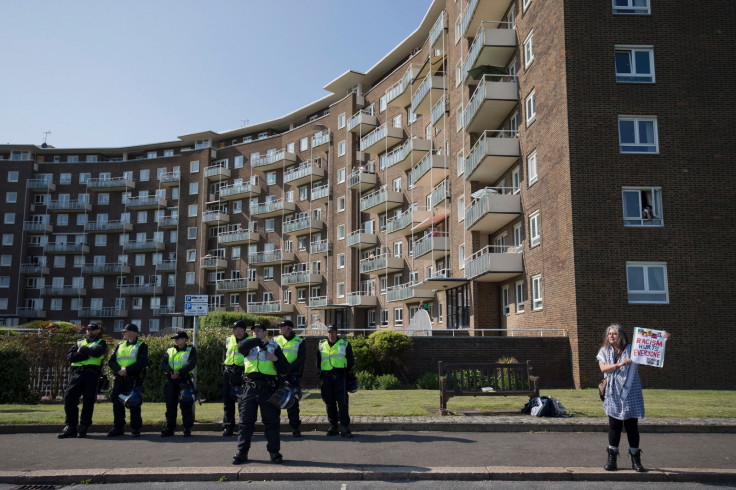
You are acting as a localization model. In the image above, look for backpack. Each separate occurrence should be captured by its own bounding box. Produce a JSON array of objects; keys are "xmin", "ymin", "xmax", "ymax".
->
[{"xmin": 521, "ymin": 396, "xmax": 568, "ymax": 417}]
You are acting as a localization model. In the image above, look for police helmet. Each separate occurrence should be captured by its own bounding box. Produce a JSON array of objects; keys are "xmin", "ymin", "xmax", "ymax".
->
[
  {"xmin": 179, "ymin": 387, "xmax": 196, "ymax": 405},
  {"xmin": 118, "ymin": 390, "xmax": 143, "ymax": 409},
  {"xmin": 347, "ymin": 372, "xmax": 360, "ymax": 393},
  {"xmin": 268, "ymin": 385, "xmax": 295, "ymax": 410}
]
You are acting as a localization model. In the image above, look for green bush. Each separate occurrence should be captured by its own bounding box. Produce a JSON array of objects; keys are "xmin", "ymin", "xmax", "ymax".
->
[
  {"xmin": 415, "ymin": 371, "xmax": 439, "ymax": 390},
  {"xmin": 347, "ymin": 336, "xmax": 376, "ymax": 374},
  {"xmin": 355, "ymin": 371, "xmax": 377, "ymax": 390},
  {"xmin": 0, "ymin": 344, "xmax": 37, "ymax": 403},
  {"xmin": 374, "ymin": 374, "xmax": 402, "ymax": 390},
  {"xmin": 367, "ymin": 330, "xmax": 413, "ymax": 380}
]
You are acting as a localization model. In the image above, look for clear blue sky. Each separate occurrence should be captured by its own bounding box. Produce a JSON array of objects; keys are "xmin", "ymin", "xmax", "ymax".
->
[{"xmin": 0, "ymin": 1, "xmax": 432, "ymax": 148}]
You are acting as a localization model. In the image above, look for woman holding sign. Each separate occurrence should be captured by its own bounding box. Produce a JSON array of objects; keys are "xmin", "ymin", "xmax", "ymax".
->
[{"xmin": 597, "ymin": 323, "xmax": 670, "ymax": 473}]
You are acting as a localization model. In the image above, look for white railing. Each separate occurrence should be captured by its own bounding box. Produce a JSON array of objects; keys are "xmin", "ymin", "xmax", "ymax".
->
[
  {"xmin": 360, "ymin": 124, "xmax": 388, "ymax": 151},
  {"xmin": 464, "ymin": 244, "xmax": 522, "ymax": 279},
  {"xmin": 347, "ymin": 108, "xmax": 375, "ymax": 132},
  {"xmin": 284, "ymin": 158, "xmax": 322, "ymax": 184},
  {"xmin": 311, "ymin": 184, "xmax": 329, "ymax": 201},
  {"xmin": 430, "ymin": 95, "xmax": 448, "ymax": 126},
  {"xmin": 251, "ymin": 199, "xmax": 286, "ymax": 215},
  {"xmin": 359, "ymin": 185, "xmax": 388, "ymax": 212},
  {"xmin": 464, "ymin": 130, "xmax": 518, "ymax": 176},
  {"xmin": 311, "ymin": 131, "xmax": 331, "ymax": 147},
  {"xmin": 412, "ymin": 232, "xmax": 449, "ymax": 258},
  {"xmin": 385, "ymin": 67, "xmax": 415, "ymax": 104},
  {"xmin": 464, "ymin": 21, "xmax": 516, "ymax": 79},
  {"xmin": 429, "ymin": 10, "xmax": 445, "ymax": 47},
  {"xmin": 310, "ymin": 239, "xmax": 328, "ymax": 254},
  {"xmin": 219, "ymin": 182, "xmax": 257, "ymax": 198},
  {"xmin": 464, "ymin": 74, "xmax": 518, "ymax": 129},
  {"xmin": 251, "ymin": 149, "xmax": 290, "ymax": 168}
]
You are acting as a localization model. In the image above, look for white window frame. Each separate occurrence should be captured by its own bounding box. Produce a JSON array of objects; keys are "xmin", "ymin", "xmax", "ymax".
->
[
  {"xmin": 337, "ymin": 196, "xmax": 345, "ymax": 212},
  {"xmin": 523, "ymin": 31, "xmax": 534, "ymax": 69},
  {"xmin": 531, "ymin": 274, "xmax": 543, "ymax": 310},
  {"xmin": 622, "ymin": 186, "xmax": 663, "ymax": 227},
  {"xmin": 527, "ymin": 150, "xmax": 538, "ymax": 186},
  {"xmin": 626, "ymin": 262, "xmax": 669, "ymax": 304},
  {"xmin": 525, "ymin": 90, "xmax": 536, "ymax": 126},
  {"xmin": 515, "ymin": 280, "xmax": 525, "ymax": 313},
  {"xmin": 529, "ymin": 211, "xmax": 540, "ymax": 247},
  {"xmin": 615, "ymin": 46, "xmax": 655, "ymax": 83},
  {"xmin": 338, "ymin": 140, "xmax": 346, "ymax": 157},
  {"xmin": 394, "ymin": 307, "xmax": 403, "ymax": 326},
  {"xmin": 502, "ymin": 285, "xmax": 510, "ymax": 315},
  {"xmin": 618, "ymin": 116, "xmax": 659, "ymax": 154},
  {"xmin": 612, "ymin": 0, "xmax": 650, "ymax": 15}
]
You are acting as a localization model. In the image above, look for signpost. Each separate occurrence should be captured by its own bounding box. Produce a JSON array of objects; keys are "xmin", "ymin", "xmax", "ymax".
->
[{"xmin": 183, "ymin": 295, "xmax": 207, "ymax": 416}]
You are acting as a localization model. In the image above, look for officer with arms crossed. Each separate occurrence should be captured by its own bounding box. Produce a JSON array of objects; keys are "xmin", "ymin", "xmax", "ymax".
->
[
  {"xmin": 275, "ymin": 319, "xmax": 306, "ymax": 437},
  {"xmin": 161, "ymin": 331, "xmax": 197, "ymax": 437},
  {"xmin": 317, "ymin": 324, "xmax": 355, "ymax": 438},
  {"xmin": 232, "ymin": 323, "xmax": 289, "ymax": 465},
  {"xmin": 58, "ymin": 322, "xmax": 108, "ymax": 439},
  {"xmin": 107, "ymin": 323, "xmax": 148, "ymax": 437},
  {"xmin": 222, "ymin": 320, "xmax": 248, "ymax": 437}
]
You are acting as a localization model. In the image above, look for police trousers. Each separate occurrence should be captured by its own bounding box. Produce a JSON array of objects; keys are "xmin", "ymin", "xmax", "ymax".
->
[
  {"xmin": 63, "ymin": 367, "xmax": 100, "ymax": 428},
  {"xmin": 320, "ymin": 372, "xmax": 350, "ymax": 427},
  {"xmin": 111, "ymin": 376, "xmax": 143, "ymax": 431},
  {"xmin": 237, "ymin": 381, "xmax": 280, "ymax": 455},
  {"xmin": 163, "ymin": 377, "xmax": 193, "ymax": 430},
  {"xmin": 222, "ymin": 367, "xmax": 244, "ymax": 430}
]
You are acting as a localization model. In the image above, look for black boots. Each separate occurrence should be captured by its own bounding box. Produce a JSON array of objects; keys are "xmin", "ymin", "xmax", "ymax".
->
[
  {"xmin": 57, "ymin": 425, "xmax": 77, "ymax": 439},
  {"xmin": 630, "ymin": 449, "xmax": 646, "ymax": 472},
  {"xmin": 604, "ymin": 447, "xmax": 618, "ymax": 471}
]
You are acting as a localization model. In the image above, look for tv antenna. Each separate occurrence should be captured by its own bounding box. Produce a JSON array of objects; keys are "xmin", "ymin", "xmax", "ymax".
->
[
  {"xmin": 42, "ymin": 130, "xmax": 52, "ymax": 145},
  {"xmin": 239, "ymin": 119, "xmax": 249, "ymax": 128}
]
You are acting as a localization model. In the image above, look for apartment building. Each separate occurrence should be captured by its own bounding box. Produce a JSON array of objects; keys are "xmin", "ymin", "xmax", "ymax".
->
[{"xmin": 1, "ymin": 0, "xmax": 733, "ymax": 388}]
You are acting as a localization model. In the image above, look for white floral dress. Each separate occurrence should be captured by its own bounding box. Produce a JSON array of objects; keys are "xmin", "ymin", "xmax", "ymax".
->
[{"xmin": 596, "ymin": 344, "xmax": 645, "ymax": 420}]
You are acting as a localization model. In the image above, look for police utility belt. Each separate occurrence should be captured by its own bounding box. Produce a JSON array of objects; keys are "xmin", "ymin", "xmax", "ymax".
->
[
  {"xmin": 243, "ymin": 373, "xmax": 277, "ymax": 390},
  {"xmin": 72, "ymin": 365, "xmax": 101, "ymax": 374}
]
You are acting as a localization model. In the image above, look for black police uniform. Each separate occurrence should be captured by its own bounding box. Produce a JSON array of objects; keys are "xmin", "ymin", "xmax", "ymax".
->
[
  {"xmin": 108, "ymin": 337, "xmax": 148, "ymax": 436},
  {"xmin": 222, "ymin": 332, "xmax": 246, "ymax": 435},
  {"xmin": 59, "ymin": 329, "xmax": 107, "ymax": 438},
  {"xmin": 278, "ymin": 330, "xmax": 306, "ymax": 435},
  {"xmin": 317, "ymin": 335, "xmax": 355, "ymax": 436},
  {"xmin": 161, "ymin": 342, "xmax": 197, "ymax": 436}
]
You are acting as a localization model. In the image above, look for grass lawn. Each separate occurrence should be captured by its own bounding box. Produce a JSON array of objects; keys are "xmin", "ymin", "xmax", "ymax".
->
[{"xmin": 1, "ymin": 389, "xmax": 735, "ymax": 425}]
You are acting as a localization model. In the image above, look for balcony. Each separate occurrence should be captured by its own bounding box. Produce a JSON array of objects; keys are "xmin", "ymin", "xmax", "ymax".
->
[
  {"xmin": 412, "ymin": 211, "xmax": 448, "ymax": 236},
  {"xmin": 387, "ymin": 282, "xmax": 435, "ymax": 303},
  {"xmin": 283, "ymin": 160, "xmax": 325, "ymax": 187},
  {"xmin": 463, "ymin": 22, "xmax": 517, "ymax": 85},
  {"xmin": 461, "ymin": 0, "xmax": 514, "ymax": 38},
  {"xmin": 81, "ymin": 263, "xmax": 130, "ymax": 275},
  {"xmin": 359, "ymin": 254, "xmax": 404, "ymax": 275},
  {"xmin": 23, "ymin": 221, "xmax": 53, "ymax": 234},
  {"xmin": 125, "ymin": 196, "xmax": 167, "ymax": 210},
  {"xmin": 386, "ymin": 65, "xmax": 420, "ymax": 107},
  {"xmin": 311, "ymin": 131, "xmax": 331, "ymax": 148},
  {"xmin": 251, "ymin": 149, "xmax": 297, "ymax": 171},
  {"xmin": 218, "ymin": 229, "xmax": 258, "ymax": 245},
  {"xmin": 430, "ymin": 95, "xmax": 449, "ymax": 127},
  {"xmin": 387, "ymin": 208, "xmax": 431, "ymax": 235},
  {"xmin": 154, "ymin": 216, "xmax": 177, "ymax": 229},
  {"xmin": 152, "ymin": 307, "xmax": 178, "ymax": 316},
  {"xmin": 347, "ymin": 169, "xmax": 377, "ymax": 192},
  {"xmin": 311, "ymin": 184, "xmax": 330, "ymax": 202},
  {"xmin": 283, "ymin": 215, "xmax": 323, "ymax": 236},
  {"xmin": 47, "ymin": 200, "xmax": 92, "ymax": 213},
  {"xmin": 465, "ymin": 188, "xmax": 521, "ymax": 233},
  {"xmin": 429, "ymin": 11, "xmax": 447, "ymax": 52},
  {"xmin": 282, "ymin": 271, "xmax": 321, "ymax": 286},
  {"xmin": 204, "ymin": 163, "xmax": 231, "ymax": 181},
  {"xmin": 44, "ymin": 243, "xmax": 89, "ymax": 254},
  {"xmin": 200, "ymin": 256, "xmax": 228, "ymax": 270},
  {"xmin": 360, "ymin": 124, "xmax": 404, "ymax": 154},
  {"xmin": 464, "ymin": 244, "xmax": 523, "ymax": 282},
  {"xmin": 86, "ymin": 176, "xmax": 135, "ymax": 191},
  {"xmin": 216, "ymin": 278, "xmax": 258, "ymax": 292},
  {"xmin": 40, "ymin": 286, "xmax": 87, "ymax": 297},
  {"xmin": 430, "ymin": 181, "xmax": 449, "ymax": 209},
  {"xmin": 359, "ymin": 186, "xmax": 403, "ymax": 214},
  {"xmin": 409, "ymin": 153, "xmax": 448, "ymax": 189},
  {"xmin": 78, "ymin": 307, "xmax": 129, "ymax": 318},
  {"xmin": 412, "ymin": 232, "xmax": 450, "ymax": 260},
  {"xmin": 20, "ymin": 263, "xmax": 49, "ymax": 275},
  {"xmin": 463, "ymin": 74, "xmax": 519, "ymax": 133},
  {"xmin": 410, "ymin": 75, "xmax": 445, "ymax": 116},
  {"xmin": 202, "ymin": 210, "xmax": 230, "ymax": 226},
  {"xmin": 464, "ymin": 130, "xmax": 520, "ymax": 183},
  {"xmin": 219, "ymin": 182, "xmax": 261, "ymax": 200},
  {"xmin": 347, "ymin": 230, "xmax": 378, "ymax": 250},
  {"xmin": 250, "ymin": 199, "xmax": 296, "ymax": 218},
  {"xmin": 122, "ymin": 239, "xmax": 165, "ymax": 252},
  {"xmin": 26, "ymin": 179, "xmax": 56, "ymax": 192},
  {"xmin": 248, "ymin": 249, "xmax": 294, "ymax": 266},
  {"xmin": 308, "ymin": 296, "xmax": 329, "ymax": 308},
  {"xmin": 155, "ymin": 260, "xmax": 177, "ymax": 272},
  {"xmin": 380, "ymin": 137, "xmax": 432, "ymax": 172},
  {"xmin": 247, "ymin": 301, "xmax": 293, "ymax": 315},
  {"xmin": 84, "ymin": 220, "xmax": 132, "ymax": 233},
  {"xmin": 347, "ymin": 109, "xmax": 378, "ymax": 133},
  {"xmin": 159, "ymin": 172, "xmax": 180, "ymax": 187},
  {"xmin": 347, "ymin": 291, "xmax": 378, "ymax": 308},
  {"xmin": 119, "ymin": 284, "xmax": 163, "ymax": 295},
  {"xmin": 310, "ymin": 239, "xmax": 328, "ymax": 255},
  {"xmin": 16, "ymin": 308, "xmax": 46, "ymax": 318}
]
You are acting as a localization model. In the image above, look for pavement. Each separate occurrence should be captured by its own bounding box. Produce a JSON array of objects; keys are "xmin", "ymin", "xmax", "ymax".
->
[{"xmin": 1, "ymin": 416, "xmax": 735, "ymax": 485}]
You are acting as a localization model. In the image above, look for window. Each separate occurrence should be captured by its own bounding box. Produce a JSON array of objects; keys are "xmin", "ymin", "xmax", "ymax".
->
[
  {"xmin": 394, "ymin": 307, "xmax": 403, "ymax": 326},
  {"xmin": 379, "ymin": 94, "xmax": 387, "ymax": 113},
  {"xmin": 612, "ymin": 0, "xmax": 650, "ymax": 15},
  {"xmin": 457, "ymin": 195, "xmax": 465, "ymax": 222},
  {"xmin": 263, "ymin": 267, "xmax": 274, "ymax": 280},
  {"xmin": 186, "ymin": 272, "xmax": 195, "ymax": 284},
  {"xmin": 512, "ymin": 166, "xmax": 521, "ymax": 194},
  {"xmin": 513, "ymin": 223, "xmax": 522, "ymax": 247},
  {"xmin": 615, "ymin": 46, "xmax": 654, "ymax": 83},
  {"xmin": 393, "ymin": 241, "xmax": 402, "ymax": 258},
  {"xmin": 392, "ymin": 177, "xmax": 402, "ymax": 192},
  {"xmin": 7, "ymin": 171, "xmax": 19, "ymax": 182},
  {"xmin": 337, "ymin": 282, "xmax": 345, "ymax": 298},
  {"xmin": 139, "ymin": 169, "xmax": 149, "ymax": 182},
  {"xmin": 454, "ymin": 13, "xmax": 462, "ymax": 43},
  {"xmin": 502, "ymin": 286, "xmax": 510, "ymax": 315},
  {"xmin": 523, "ymin": 31, "xmax": 534, "ymax": 69},
  {"xmin": 523, "ymin": 0, "xmax": 532, "ymax": 11},
  {"xmin": 299, "ymin": 137, "xmax": 308, "ymax": 152},
  {"xmin": 190, "ymin": 160, "xmax": 199, "ymax": 173},
  {"xmin": 94, "ymin": 235, "xmax": 107, "ymax": 247},
  {"xmin": 337, "ymin": 225, "xmax": 345, "ymax": 240},
  {"xmin": 79, "ymin": 173, "xmax": 90, "ymax": 184},
  {"xmin": 455, "ymin": 59, "xmax": 463, "ymax": 87},
  {"xmin": 529, "ymin": 211, "xmax": 540, "ymax": 247},
  {"xmin": 189, "ymin": 182, "xmax": 198, "ymax": 195},
  {"xmin": 2, "ymin": 234, "xmax": 13, "ymax": 246},
  {"xmin": 380, "ymin": 308, "xmax": 389, "ymax": 326},
  {"xmin": 234, "ymin": 155, "xmax": 244, "ymax": 169},
  {"xmin": 627, "ymin": 262, "xmax": 668, "ymax": 303},
  {"xmin": 337, "ymin": 253, "xmax": 345, "ymax": 269},
  {"xmin": 527, "ymin": 150, "xmax": 538, "ymax": 185},
  {"xmin": 265, "ymin": 219, "xmax": 275, "ymax": 232},
  {"xmin": 56, "ymin": 214, "xmax": 68, "ymax": 226},
  {"xmin": 137, "ymin": 211, "xmax": 147, "ymax": 224},
  {"xmin": 622, "ymin": 187, "xmax": 663, "ymax": 226},
  {"xmin": 457, "ymin": 149, "xmax": 464, "ymax": 176},
  {"xmin": 338, "ymin": 168, "xmax": 345, "ymax": 184},
  {"xmin": 392, "ymin": 114, "xmax": 402, "ymax": 129},
  {"xmin": 455, "ymin": 106, "xmax": 463, "ymax": 132},
  {"xmin": 337, "ymin": 196, "xmax": 345, "ymax": 212},
  {"xmin": 532, "ymin": 274, "xmax": 543, "ymax": 310},
  {"xmin": 97, "ymin": 193, "xmax": 109, "ymax": 205},
  {"xmin": 186, "ymin": 249, "xmax": 196, "ymax": 262},
  {"xmin": 458, "ymin": 244, "xmax": 465, "ymax": 269},
  {"xmin": 525, "ymin": 90, "xmax": 536, "ymax": 126},
  {"xmin": 4, "ymin": 213, "xmax": 15, "ymax": 225},
  {"xmin": 338, "ymin": 113, "xmax": 346, "ymax": 129},
  {"xmin": 60, "ymin": 173, "xmax": 71, "ymax": 184},
  {"xmin": 188, "ymin": 204, "xmax": 198, "ymax": 217},
  {"xmin": 515, "ymin": 280, "xmax": 525, "ymax": 313},
  {"xmin": 619, "ymin": 116, "xmax": 658, "ymax": 153},
  {"xmin": 266, "ymin": 172, "xmax": 277, "ymax": 185},
  {"xmin": 6, "ymin": 192, "xmax": 16, "ymax": 203},
  {"xmin": 188, "ymin": 227, "xmax": 197, "ymax": 240},
  {"xmin": 0, "ymin": 255, "xmax": 11, "ymax": 266}
]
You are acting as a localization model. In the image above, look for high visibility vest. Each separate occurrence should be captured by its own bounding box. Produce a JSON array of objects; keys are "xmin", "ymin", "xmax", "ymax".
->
[
  {"xmin": 167, "ymin": 346, "xmax": 192, "ymax": 372},
  {"xmin": 276, "ymin": 335, "xmax": 303, "ymax": 364},
  {"xmin": 319, "ymin": 339, "xmax": 348, "ymax": 371},
  {"xmin": 224, "ymin": 335, "xmax": 245, "ymax": 367},
  {"xmin": 116, "ymin": 339, "xmax": 143, "ymax": 368},
  {"xmin": 71, "ymin": 338, "xmax": 104, "ymax": 367},
  {"xmin": 243, "ymin": 340, "xmax": 278, "ymax": 376}
]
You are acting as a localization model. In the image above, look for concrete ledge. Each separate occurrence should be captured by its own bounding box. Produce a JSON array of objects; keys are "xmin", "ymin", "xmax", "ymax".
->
[
  {"xmin": 238, "ymin": 465, "xmax": 363, "ymax": 481},
  {"xmin": 0, "ymin": 468, "xmax": 106, "ymax": 485},
  {"xmin": 489, "ymin": 466, "xmax": 573, "ymax": 481},
  {"xmin": 103, "ymin": 466, "xmax": 238, "ymax": 483}
]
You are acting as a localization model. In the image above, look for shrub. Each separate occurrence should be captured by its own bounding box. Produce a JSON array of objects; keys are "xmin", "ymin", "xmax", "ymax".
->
[
  {"xmin": 415, "ymin": 371, "xmax": 439, "ymax": 390},
  {"xmin": 0, "ymin": 343, "xmax": 37, "ymax": 403},
  {"xmin": 347, "ymin": 336, "xmax": 376, "ymax": 374},
  {"xmin": 355, "ymin": 370, "xmax": 377, "ymax": 390},
  {"xmin": 366, "ymin": 330, "xmax": 413, "ymax": 379},
  {"xmin": 374, "ymin": 374, "xmax": 402, "ymax": 390}
]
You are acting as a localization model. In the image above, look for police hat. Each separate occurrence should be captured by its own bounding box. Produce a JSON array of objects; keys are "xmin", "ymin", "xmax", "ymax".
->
[
  {"xmin": 251, "ymin": 323, "xmax": 266, "ymax": 331},
  {"xmin": 171, "ymin": 331, "xmax": 189, "ymax": 340},
  {"xmin": 231, "ymin": 320, "xmax": 247, "ymax": 330},
  {"xmin": 85, "ymin": 323, "xmax": 101, "ymax": 330},
  {"xmin": 123, "ymin": 323, "xmax": 139, "ymax": 333},
  {"xmin": 326, "ymin": 324, "xmax": 338, "ymax": 331},
  {"xmin": 278, "ymin": 320, "xmax": 294, "ymax": 328}
]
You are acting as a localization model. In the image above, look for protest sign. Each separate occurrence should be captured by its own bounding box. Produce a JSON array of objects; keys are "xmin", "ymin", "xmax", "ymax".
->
[{"xmin": 631, "ymin": 327, "xmax": 666, "ymax": 367}]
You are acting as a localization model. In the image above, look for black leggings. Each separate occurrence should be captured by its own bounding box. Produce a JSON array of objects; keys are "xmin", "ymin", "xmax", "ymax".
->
[{"xmin": 608, "ymin": 416, "xmax": 640, "ymax": 449}]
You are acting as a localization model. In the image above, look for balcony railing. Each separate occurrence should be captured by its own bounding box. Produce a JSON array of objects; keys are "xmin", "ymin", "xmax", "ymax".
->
[
  {"xmin": 379, "ymin": 137, "xmax": 431, "ymax": 172},
  {"xmin": 155, "ymin": 260, "xmax": 177, "ymax": 272},
  {"xmin": 359, "ymin": 124, "xmax": 404, "ymax": 153},
  {"xmin": 412, "ymin": 232, "xmax": 450, "ymax": 259},
  {"xmin": 124, "ymin": 196, "xmax": 167, "ymax": 209},
  {"xmin": 84, "ymin": 220, "xmax": 132, "ymax": 233},
  {"xmin": 247, "ymin": 301, "xmax": 293, "ymax": 315},
  {"xmin": 347, "ymin": 291, "xmax": 378, "ymax": 307},
  {"xmin": 347, "ymin": 230, "xmax": 378, "ymax": 249},
  {"xmin": 20, "ymin": 263, "xmax": 49, "ymax": 275},
  {"xmin": 283, "ymin": 159, "xmax": 325, "ymax": 186},
  {"xmin": 311, "ymin": 131, "xmax": 331, "ymax": 148},
  {"xmin": 311, "ymin": 184, "xmax": 330, "ymax": 201},
  {"xmin": 152, "ymin": 307, "xmax": 177, "ymax": 316},
  {"xmin": 44, "ymin": 243, "xmax": 89, "ymax": 254},
  {"xmin": 23, "ymin": 221, "xmax": 52, "ymax": 233},
  {"xmin": 347, "ymin": 108, "xmax": 378, "ymax": 133},
  {"xmin": 465, "ymin": 187, "xmax": 522, "ymax": 233},
  {"xmin": 464, "ymin": 244, "xmax": 523, "ymax": 282},
  {"xmin": 158, "ymin": 216, "xmax": 179, "ymax": 228},
  {"xmin": 159, "ymin": 172, "xmax": 180, "ymax": 186},
  {"xmin": 309, "ymin": 296, "xmax": 328, "ymax": 308},
  {"xmin": 310, "ymin": 239, "xmax": 328, "ymax": 255},
  {"xmin": 118, "ymin": 284, "xmax": 163, "ymax": 295},
  {"xmin": 386, "ymin": 282, "xmax": 435, "ymax": 303},
  {"xmin": 410, "ymin": 75, "xmax": 445, "ymax": 115},
  {"xmin": 385, "ymin": 65, "xmax": 419, "ymax": 107},
  {"xmin": 204, "ymin": 163, "xmax": 231, "ymax": 180},
  {"xmin": 81, "ymin": 263, "xmax": 129, "ymax": 275},
  {"xmin": 40, "ymin": 286, "xmax": 86, "ymax": 297},
  {"xmin": 464, "ymin": 130, "xmax": 520, "ymax": 183},
  {"xmin": 219, "ymin": 182, "xmax": 260, "ymax": 200},
  {"xmin": 86, "ymin": 176, "xmax": 135, "ymax": 190},
  {"xmin": 251, "ymin": 149, "xmax": 296, "ymax": 169},
  {"xmin": 359, "ymin": 253, "xmax": 404, "ymax": 274},
  {"xmin": 429, "ymin": 10, "xmax": 446, "ymax": 49},
  {"xmin": 218, "ymin": 229, "xmax": 257, "ymax": 245},
  {"xmin": 461, "ymin": 0, "xmax": 514, "ymax": 38},
  {"xmin": 283, "ymin": 215, "xmax": 322, "ymax": 234},
  {"xmin": 216, "ymin": 278, "xmax": 257, "ymax": 292},
  {"xmin": 78, "ymin": 307, "xmax": 128, "ymax": 318},
  {"xmin": 47, "ymin": 200, "xmax": 92, "ymax": 212},
  {"xmin": 359, "ymin": 185, "xmax": 403, "ymax": 213},
  {"xmin": 202, "ymin": 211, "xmax": 230, "ymax": 225},
  {"xmin": 122, "ymin": 239, "xmax": 165, "ymax": 252},
  {"xmin": 282, "ymin": 271, "xmax": 321, "ymax": 286},
  {"xmin": 463, "ymin": 74, "xmax": 518, "ymax": 133},
  {"xmin": 409, "ymin": 152, "xmax": 447, "ymax": 189},
  {"xmin": 26, "ymin": 178, "xmax": 56, "ymax": 192},
  {"xmin": 250, "ymin": 199, "xmax": 295, "ymax": 217},
  {"xmin": 430, "ymin": 95, "xmax": 449, "ymax": 127},
  {"xmin": 248, "ymin": 249, "xmax": 294, "ymax": 265},
  {"xmin": 16, "ymin": 308, "xmax": 47, "ymax": 318},
  {"xmin": 463, "ymin": 21, "xmax": 516, "ymax": 84},
  {"xmin": 430, "ymin": 181, "xmax": 449, "ymax": 208}
]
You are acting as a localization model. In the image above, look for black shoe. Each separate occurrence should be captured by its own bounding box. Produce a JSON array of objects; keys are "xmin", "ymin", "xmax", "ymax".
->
[
  {"xmin": 223, "ymin": 428, "xmax": 234, "ymax": 437},
  {"xmin": 57, "ymin": 426, "xmax": 77, "ymax": 439},
  {"xmin": 604, "ymin": 447, "xmax": 618, "ymax": 471},
  {"xmin": 77, "ymin": 425, "xmax": 88, "ymax": 438},
  {"xmin": 270, "ymin": 452, "xmax": 283, "ymax": 464},
  {"xmin": 340, "ymin": 427, "xmax": 353, "ymax": 438},
  {"xmin": 326, "ymin": 426, "xmax": 339, "ymax": 436},
  {"xmin": 630, "ymin": 449, "xmax": 646, "ymax": 472},
  {"xmin": 292, "ymin": 429, "xmax": 302, "ymax": 437},
  {"xmin": 160, "ymin": 428, "xmax": 174, "ymax": 437},
  {"xmin": 131, "ymin": 431, "xmax": 141, "ymax": 438},
  {"xmin": 107, "ymin": 427, "xmax": 124, "ymax": 437},
  {"xmin": 232, "ymin": 452, "xmax": 248, "ymax": 465},
  {"xmin": 183, "ymin": 429, "xmax": 191, "ymax": 437}
]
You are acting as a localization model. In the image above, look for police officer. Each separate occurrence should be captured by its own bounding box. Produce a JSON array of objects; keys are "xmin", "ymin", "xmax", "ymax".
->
[
  {"xmin": 317, "ymin": 324, "xmax": 355, "ymax": 438},
  {"xmin": 232, "ymin": 323, "xmax": 289, "ymax": 465},
  {"xmin": 275, "ymin": 319, "xmax": 305, "ymax": 437},
  {"xmin": 222, "ymin": 320, "xmax": 247, "ymax": 437},
  {"xmin": 107, "ymin": 323, "xmax": 148, "ymax": 437},
  {"xmin": 58, "ymin": 322, "xmax": 108, "ymax": 439},
  {"xmin": 161, "ymin": 331, "xmax": 197, "ymax": 437}
]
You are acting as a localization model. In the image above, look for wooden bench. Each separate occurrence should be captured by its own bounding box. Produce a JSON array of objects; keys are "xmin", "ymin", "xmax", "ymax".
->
[{"xmin": 438, "ymin": 361, "xmax": 540, "ymax": 415}]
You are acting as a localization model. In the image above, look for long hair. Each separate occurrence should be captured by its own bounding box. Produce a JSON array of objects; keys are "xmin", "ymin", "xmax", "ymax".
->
[{"xmin": 602, "ymin": 323, "xmax": 628, "ymax": 351}]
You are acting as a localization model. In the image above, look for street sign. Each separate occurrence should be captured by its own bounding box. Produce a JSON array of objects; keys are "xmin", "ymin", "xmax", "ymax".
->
[
  {"xmin": 185, "ymin": 295, "xmax": 208, "ymax": 303},
  {"xmin": 184, "ymin": 295, "xmax": 209, "ymax": 316}
]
